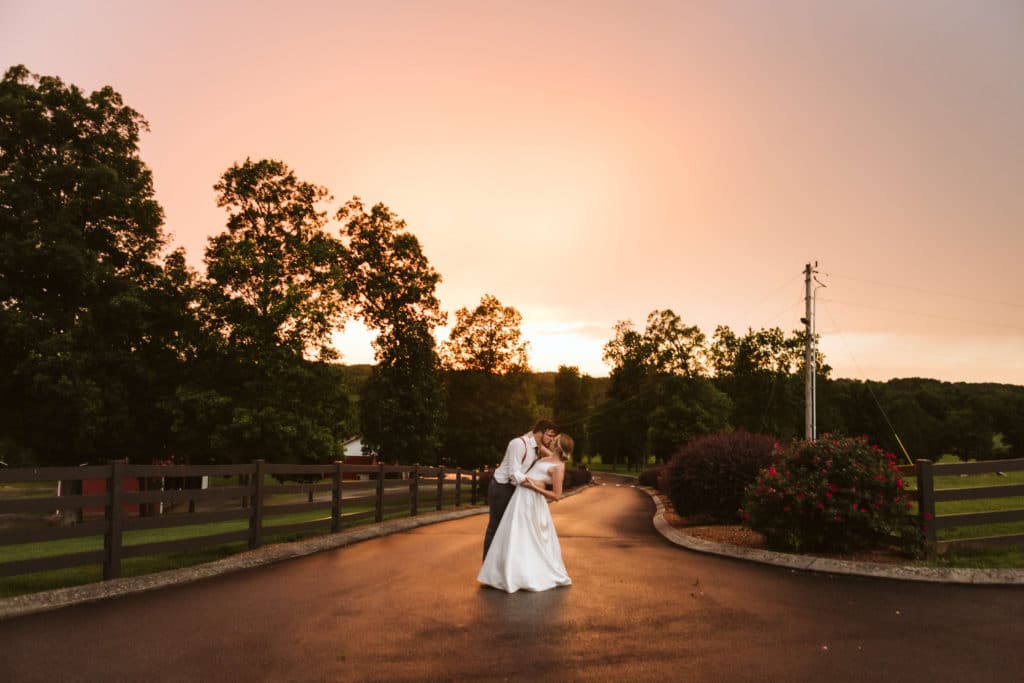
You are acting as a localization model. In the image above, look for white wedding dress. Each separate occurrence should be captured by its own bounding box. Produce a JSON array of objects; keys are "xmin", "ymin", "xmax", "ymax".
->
[{"xmin": 477, "ymin": 460, "xmax": 572, "ymax": 593}]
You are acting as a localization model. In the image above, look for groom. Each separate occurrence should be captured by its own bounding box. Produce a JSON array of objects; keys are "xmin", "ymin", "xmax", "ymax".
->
[{"xmin": 483, "ymin": 419, "xmax": 559, "ymax": 560}]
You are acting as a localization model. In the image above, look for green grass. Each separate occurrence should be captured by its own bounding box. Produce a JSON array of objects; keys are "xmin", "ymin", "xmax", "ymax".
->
[
  {"xmin": 586, "ymin": 464, "xmax": 640, "ymax": 474},
  {"xmin": 926, "ymin": 546, "xmax": 1024, "ymax": 569},
  {"xmin": 0, "ymin": 490, "xmax": 478, "ymax": 598},
  {"xmin": 900, "ymin": 459, "xmax": 1024, "ymax": 566}
]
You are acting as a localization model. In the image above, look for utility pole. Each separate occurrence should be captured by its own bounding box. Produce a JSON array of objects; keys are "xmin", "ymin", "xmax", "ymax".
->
[{"xmin": 802, "ymin": 262, "xmax": 815, "ymax": 441}]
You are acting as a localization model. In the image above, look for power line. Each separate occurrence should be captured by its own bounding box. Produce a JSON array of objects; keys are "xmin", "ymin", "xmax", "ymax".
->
[
  {"xmin": 733, "ymin": 274, "xmax": 804, "ymax": 328},
  {"xmin": 827, "ymin": 272, "xmax": 1024, "ymax": 310},
  {"xmin": 820, "ymin": 297, "xmax": 1024, "ymax": 334},
  {"xmin": 818, "ymin": 301, "xmax": 915, "ymax": 465}
]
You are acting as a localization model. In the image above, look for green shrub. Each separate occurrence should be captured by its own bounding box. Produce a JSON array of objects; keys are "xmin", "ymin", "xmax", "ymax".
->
[
  {"xmin": 665, "ymin": 431, "xmax": 777, "ymax": 521},
  {"xmin": 638, "ymin": 464, "xmax": 667, "ymax": 489},
  {"xmin": 741, "ymin": 435, "xmax": 924, "ymax": 556},
  {"xmin": 564, "ymin": 467, "xmax": 593, "ymax": 489}
]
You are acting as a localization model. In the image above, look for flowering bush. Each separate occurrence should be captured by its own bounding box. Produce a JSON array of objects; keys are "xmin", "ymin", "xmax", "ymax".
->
[
  {"xmin": 740, "ymin": 435, "xmax": 924, "ymax": 556},
  {"xmin": 665, "ymin": 431, "xmax": 778, "ymax": 521}
]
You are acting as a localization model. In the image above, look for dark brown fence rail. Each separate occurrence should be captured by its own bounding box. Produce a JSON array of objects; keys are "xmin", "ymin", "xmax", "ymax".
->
[
  {"xmin": 0, "ymin": 461, "xmax": 481, "ymax": 581},
  {"xmin": 899, "ymin": 458, "xmax": 1024, "ymax": 553}
]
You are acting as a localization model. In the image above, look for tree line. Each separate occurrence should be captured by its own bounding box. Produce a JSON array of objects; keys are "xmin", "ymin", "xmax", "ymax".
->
[
  {"xmin": 584, "ymin": 311, "xmax": 1024, "ymax": 470},
  {"xmin": 2, "ymin": 65, "xmax": 1021, "ymax": 471}
]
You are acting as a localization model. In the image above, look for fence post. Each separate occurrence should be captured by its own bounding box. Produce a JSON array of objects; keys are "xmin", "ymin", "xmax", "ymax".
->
[
  {"xmin": 917, "ymin": 456, "xmax": 937, "ymax": 552},
  {"xmin": 410, "ymin": 465, "xmax": 419, "ymax": 517},
  {"xmin": 436, "ymin": 467, "xmax": 444, "ymax": 511},
  {"xmin": 375, "ymin": 463, "xmax": 385, "ymax": 522},
  {"xmin": 471, "ymin": 470, "xmax": 478, "ymax": 505},
  {"xmin": 103, "ymin": 459, "xmax": 126, "ymax": 580},
  {"xmin": 332, "ymin": 460, "xmax": 343, "ymax": 533},
  {"xmin": 916, "ymin": 459, "xmax": 937, "ymax": 551},
  {"xmin": 455, "ymin": 467, "xmax": 462, "ymax": 507},
  {"xmin": 249, "ymin": 460, "xmax": 265, "ymax": 550}
]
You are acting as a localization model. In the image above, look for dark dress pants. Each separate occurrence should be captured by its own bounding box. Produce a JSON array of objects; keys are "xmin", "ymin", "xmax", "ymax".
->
[{"xmin": 483, "ymin": 481, "xmax": 516, "ymax": 560}]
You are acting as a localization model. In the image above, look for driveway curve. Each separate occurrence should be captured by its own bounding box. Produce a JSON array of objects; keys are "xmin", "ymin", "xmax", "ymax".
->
[{"xmin": 1, "ymin": 476, "xmax": 1021, "ymax": 682}]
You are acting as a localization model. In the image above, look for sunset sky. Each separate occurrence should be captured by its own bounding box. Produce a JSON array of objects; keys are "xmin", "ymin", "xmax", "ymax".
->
[{"xmin": 3, "ymin": 1, "xmax": 1022, "ymax": 383}]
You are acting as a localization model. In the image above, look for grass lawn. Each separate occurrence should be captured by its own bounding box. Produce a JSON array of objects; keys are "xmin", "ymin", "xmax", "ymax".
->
[
  {"xmin": 0, "ymin": 487, "xmax": 476, "ymax": 598},
  {"xmin": 894, "ymin": 457, "xmax": 1024, "ymax": 567}
]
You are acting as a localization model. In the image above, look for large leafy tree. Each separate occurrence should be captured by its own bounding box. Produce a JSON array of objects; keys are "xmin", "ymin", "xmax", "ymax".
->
[
  {"xmin": 440, "ymin": 294, "xmax": 530, "ymax": 374},
  {"xmin": 553, "ymin": 365, "xmax": 589, "ymax": 455},
  {"xmin": 173, "ymin": 159, "xmax": 354, "ymax": 464},
  {"xmin": 709, "ymin": 325, "xmax": 822, "ymax": 438},
  {"xmin": 598, "ymin": 310, "xmax": 732, "ymax": 467},
  {"xmin": 337, "ymin": 198, "xmax": 446, "ymax": 464},
  {"xmin": 204, "ymin": 159, "xmax": 349, "ymax": 359},
  {"xmin": 440, "ymin": 294, "xmax": 535, "ymax": 467},
  {"xmin": 0, "ymin": 65, "xmax": 187, "ymax": 465}
]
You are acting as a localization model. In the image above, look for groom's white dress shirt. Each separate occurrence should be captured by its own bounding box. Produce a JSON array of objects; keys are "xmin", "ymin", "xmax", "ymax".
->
[{"xmin": 492, "ymin": 432, "xmax": 537, "ymax": 486}]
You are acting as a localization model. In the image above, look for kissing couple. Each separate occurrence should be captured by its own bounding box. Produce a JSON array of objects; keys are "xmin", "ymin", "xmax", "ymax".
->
[{"xmin": 477, "ymin": 419, "xmax": 574, "ymax": 593}]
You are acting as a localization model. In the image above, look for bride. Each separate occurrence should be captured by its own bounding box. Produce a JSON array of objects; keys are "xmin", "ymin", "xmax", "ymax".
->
[{"xmin": 477, "ymin": 433, "xmax": 574, "ymax": 593}]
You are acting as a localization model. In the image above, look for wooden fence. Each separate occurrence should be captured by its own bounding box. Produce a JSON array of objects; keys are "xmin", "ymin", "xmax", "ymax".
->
[
  {"xmin": 900, "ymin": 457, "xmax": 1024, "ymax": 553},
  {"xmin": 0, "ymin": 460, "xmax": 481, "ymax": 581}
]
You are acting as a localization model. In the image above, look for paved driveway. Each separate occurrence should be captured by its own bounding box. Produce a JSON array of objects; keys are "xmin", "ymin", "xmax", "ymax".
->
[{"xmin": 1, "ymin": 478, "xmax": 1021, "ymax": 682}]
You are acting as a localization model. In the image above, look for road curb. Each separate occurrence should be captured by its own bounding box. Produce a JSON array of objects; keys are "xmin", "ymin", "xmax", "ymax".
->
[
  {"xmin": 0, "ymin": 505, "xmax": 490, "ymax": 622},
  {"xmin": 0, "ymin": 481, "xmax": 597, "ymax": 622},
  {"xmin": 640, "ymin": 485, "xmax": 1024, "ymax": 586}
]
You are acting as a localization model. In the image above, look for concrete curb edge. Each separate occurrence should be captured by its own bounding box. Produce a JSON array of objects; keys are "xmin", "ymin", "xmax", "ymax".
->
[
  {"xmin": 0, "ymin": 480, "xmax": 596, "ymax": 622},
  {"xmin": 640, "ymin": 485, "xmax": 1024, "ymax": 586},
  {"xmin": 0, "ymin": 505, "xmax": 490, "ymax": 622}
]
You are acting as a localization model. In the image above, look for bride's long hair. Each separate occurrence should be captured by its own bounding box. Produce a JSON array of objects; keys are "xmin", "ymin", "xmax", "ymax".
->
[{"xmin": 552, "ymin": 434, "xmax": 574, "ymax": 462}]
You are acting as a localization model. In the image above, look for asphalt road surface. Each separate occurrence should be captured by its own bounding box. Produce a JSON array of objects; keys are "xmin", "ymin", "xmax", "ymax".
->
[{"xmin": 1, "ymin": 476, "xmax": 1021, "ymax": 682}]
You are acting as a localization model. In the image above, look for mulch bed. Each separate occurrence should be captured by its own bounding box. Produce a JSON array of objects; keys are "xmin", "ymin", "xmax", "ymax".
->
[{"xmin": 659, "ymin": 495, "xmax": 910, "ymax": 565}]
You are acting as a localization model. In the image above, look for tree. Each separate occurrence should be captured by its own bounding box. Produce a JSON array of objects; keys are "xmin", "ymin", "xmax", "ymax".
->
[
  {"xmin": 176, "ymin": 159, "xmax": 355, "ymax": 464},
  {"xmin": 647, "ymin": 376, "xmax": 732, "ymax": 462},
  {"xmin": 598, "ymin": 310, "xmax": 715, "ymax": 468},
  {"xmin": 553, "ymin": 366, "xmax": 588, "ymax": 456},
  {"xmin": 440, "ymin": 294, "xmax": 530, "ymax": 374},
  {"xmin": 358, "ymin": 322, "xmax": 446, "ymax": 464},
  {"xmin": 439, "ymin": 294, "xmax": 535, "ymax": 466},
  {"xmin": 600, "ymin": 320, "xmax": 653, "ymax": 470},
  {"xmin": 709, "ymin": 325, "xmax": 818, "ymax": 438},
  {"xmin": 442, "ymin": 370, "xmax": 537, "ymax": 468},
  {"xmin": 640, "ymin": 310, "xmax": 707, "ymax": 376},
  {"xmin": 337, "ymin": 197, "xmax": 446, "ymax": 463},
  {"xmin": 203, "ymin": 158, "xmax": 348, "ymax": 359},
  {"xmin": 0, "ymin": 65, "xmax": 186, "ymax": 465}
]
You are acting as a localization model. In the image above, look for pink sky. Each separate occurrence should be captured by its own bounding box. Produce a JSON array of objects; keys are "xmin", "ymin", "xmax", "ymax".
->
[{"xmin": 3, "ymin": 1, "xmax": 1023, "ymax": 382}]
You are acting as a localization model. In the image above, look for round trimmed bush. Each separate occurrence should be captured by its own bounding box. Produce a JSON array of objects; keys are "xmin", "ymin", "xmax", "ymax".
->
[
  {"xmin": 665, "ymin": 431, "xmax": 777, "ymax": 521},
  {"xmin": 741, "ymin": 435, "xmax": 923, "ymax": 555},
  {"xmin": 638, "ymin": 464, "xmax": 667, "ymax": 489},
  {"xmin": 564, "ymin": 467, "xmax": 592, "ymax": 489}
]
